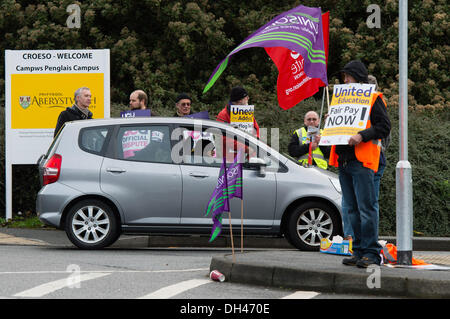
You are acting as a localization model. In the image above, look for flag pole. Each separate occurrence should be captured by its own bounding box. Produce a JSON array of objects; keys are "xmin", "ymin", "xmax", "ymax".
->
[
  {"xmin": 318, "ymin": 87, "xmax": 326, "ymax": 131},
  {"xmin": 326, "ymin": 86, "xmax": 330, "ymax": 112},
  {"xmin": 229, "ymin": 212, "xmax": 236, "ymax": 262},
  {"xmin": 240, "ymin": 199, "xmax": 244, "ymax": 253}
]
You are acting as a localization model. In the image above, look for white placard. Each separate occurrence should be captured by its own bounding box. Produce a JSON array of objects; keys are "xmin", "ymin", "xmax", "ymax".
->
[{"xmin": 320, "ymin": 84, "xmax": 375, "ymax": 146}]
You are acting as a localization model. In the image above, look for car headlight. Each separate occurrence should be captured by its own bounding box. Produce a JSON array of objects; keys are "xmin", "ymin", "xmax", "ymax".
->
[{"xmin": 329, "ymin": 178, "xmax": 341, "ymax": 194}]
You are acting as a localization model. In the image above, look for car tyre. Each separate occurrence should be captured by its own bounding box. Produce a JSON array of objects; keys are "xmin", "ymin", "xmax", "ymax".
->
[
  {"xmin": 65, "ymin": 199, "xmax": 120, "ymax": 249},
  {"xmin": 286, "ymin": 201, "xmax": 340, "ymax": 251}
]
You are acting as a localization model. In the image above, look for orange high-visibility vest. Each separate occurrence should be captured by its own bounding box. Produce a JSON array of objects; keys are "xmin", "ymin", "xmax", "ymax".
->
[{"xmin": 329, "ymin": 92, "xmax": 386, "ymax": 173}]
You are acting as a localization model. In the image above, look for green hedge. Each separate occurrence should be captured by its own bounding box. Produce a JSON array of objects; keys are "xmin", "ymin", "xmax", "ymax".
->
[{"xmin": 0, "ymin": 0, "xmax": 448, "ymax": 235}]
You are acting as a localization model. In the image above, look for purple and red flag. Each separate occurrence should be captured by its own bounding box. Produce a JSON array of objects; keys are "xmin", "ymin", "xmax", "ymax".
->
[
  {"xmin": 203, "ymin": 5, "xmax": 328, "ymax": 95},
  {"xmin": 265, "ymin": 11, "xmax": 329, "ymax": 109}
]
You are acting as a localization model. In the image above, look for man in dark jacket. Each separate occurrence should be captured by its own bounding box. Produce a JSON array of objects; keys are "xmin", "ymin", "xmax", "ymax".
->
[
  {"xmin": 216, "ymin": 86, "xmax": 260, "ymax": 138},
  {"xmin": 54, "ymin": 87, "xmax": 93, "ymax": 137},
  {"xmin": 330, "ymin": 60, "xmax": 391, "ymax": 268}
]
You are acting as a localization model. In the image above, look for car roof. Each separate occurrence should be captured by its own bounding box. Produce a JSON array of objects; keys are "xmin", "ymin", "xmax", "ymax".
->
[{"xmin": 64, "ymin": 116, "xmax": 253, "ymax": 138}]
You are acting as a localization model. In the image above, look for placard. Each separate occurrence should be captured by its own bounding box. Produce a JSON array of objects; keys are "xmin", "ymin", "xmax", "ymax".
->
[
  {"xmin": 320, "ymin": 84, "xmax": 375, "ymax": 145},
  {"xmin": 120, "ymin": 109, "xmax": 151, "ymax": 118},
  {"xmin": 229, "ymin": 105, "xmax": 254, "ymax": 134}
]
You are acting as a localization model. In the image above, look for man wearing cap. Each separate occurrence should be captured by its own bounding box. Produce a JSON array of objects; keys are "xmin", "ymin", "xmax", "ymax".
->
[
  {"xmin": 174, "ymin": 93, "xmax": 193, "ymax": 117},
  {"xmin": 328, "ymin": 60, "xmax": 391, "ymax": 268},
  {"xmin": 216, "ymin": 86, "xmax": 260, "ymax": 138}
]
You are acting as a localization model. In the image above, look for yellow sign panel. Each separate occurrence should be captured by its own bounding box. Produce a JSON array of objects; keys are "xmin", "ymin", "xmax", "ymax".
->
[
  {"xmin": 11, "ymin": 73, "xmax": 104, "ymax": 129},
  {"xmin": 230, "ymin": 105, "xmax": 254, "ymax": 123}
]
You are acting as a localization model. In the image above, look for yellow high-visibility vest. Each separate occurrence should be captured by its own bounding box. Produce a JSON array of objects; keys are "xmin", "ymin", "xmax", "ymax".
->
[{"xmin": 294, "ymin": 127, "xmax": 328, "ymax": 170}]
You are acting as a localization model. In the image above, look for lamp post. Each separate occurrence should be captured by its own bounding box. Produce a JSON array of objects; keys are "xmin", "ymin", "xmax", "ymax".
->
[{"xmin": 396, "ymin": 0, "xmax": 413, "ymax": 265}]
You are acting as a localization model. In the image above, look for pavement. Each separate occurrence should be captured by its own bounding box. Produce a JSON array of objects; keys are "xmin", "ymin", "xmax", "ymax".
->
[{"xmin": 1, "ymin": 227, "xmax": 449, "ymax": 298}]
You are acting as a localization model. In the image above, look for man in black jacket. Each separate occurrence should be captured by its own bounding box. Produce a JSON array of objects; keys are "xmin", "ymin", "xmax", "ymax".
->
[
  {"xmin": 54, "ymin": 87, "xmax": 93, "ymax": 137},
  {"xmin": 333, "ymin": 60, "xmax": 391, "ymax": 268}
]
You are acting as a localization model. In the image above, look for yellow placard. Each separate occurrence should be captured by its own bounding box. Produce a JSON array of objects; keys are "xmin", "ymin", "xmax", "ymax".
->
[
  {"xmin": 11, "ymin": 73, "xmax": 104, "ymax": 129},
  {"xmin": 230, "ymin": 105, "xmax": 254, "ymax": 123}
]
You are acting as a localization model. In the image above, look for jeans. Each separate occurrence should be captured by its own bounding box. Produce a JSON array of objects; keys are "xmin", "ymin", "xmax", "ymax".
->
[
  {"xmin": 342, "ymin": 160, "xmax": 386, "ymax": 239},
  {"xmin": 339, "ymin": 160, "xmax": 381, "ymax": 262}
]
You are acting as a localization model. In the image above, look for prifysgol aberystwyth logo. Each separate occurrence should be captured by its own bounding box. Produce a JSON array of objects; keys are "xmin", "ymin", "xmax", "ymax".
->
[{"xmin": 19, "ymin": 96, "xmax": 31, "ymax": 109}]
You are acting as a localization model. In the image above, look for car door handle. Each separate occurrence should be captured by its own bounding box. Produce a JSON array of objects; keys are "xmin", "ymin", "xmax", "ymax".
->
[
  {"xmin": 106, "ymin": 167, "xmax": 126, "ymax": 173},
  {"xmin": 189, "ymin": 172, "xmax": 209, "ymax": 178}
]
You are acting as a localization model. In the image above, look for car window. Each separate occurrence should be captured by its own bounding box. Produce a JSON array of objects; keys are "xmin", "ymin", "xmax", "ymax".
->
[
  {"xmin": 173, "ymin": 125, "xmax": 281, "ymax": 170},
  {"xmin": 118, "ymin": 125, "xmax": 171, "ymax": 163},
  {"xmin": 79, "ymin": 127, "xmax": 110, "ymax": 155}
]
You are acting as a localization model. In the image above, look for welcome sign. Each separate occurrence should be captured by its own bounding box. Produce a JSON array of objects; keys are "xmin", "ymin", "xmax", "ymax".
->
[
  {"xmin": 5, "ymin": 49, "xmax": 110, "ymax": 163},
  {"xmin": 4, "ymin": 49, "xmax": 110, "ymax": 220},
  {"xmin": 320, "ymin": 84, "xmax": 376, "ymax": 145}
]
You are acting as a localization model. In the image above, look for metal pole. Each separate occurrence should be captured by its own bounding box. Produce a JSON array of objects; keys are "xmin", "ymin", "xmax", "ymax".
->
[{"xmin": 396, "ymin": 0, "xmax": 413, "ymax": 265}]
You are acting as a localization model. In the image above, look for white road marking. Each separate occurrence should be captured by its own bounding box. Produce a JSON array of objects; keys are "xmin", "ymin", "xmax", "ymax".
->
[
  {"xmin": 282, "ymin": 290, "xmax": 320, "ymax": 299},
  {"xmin": 14, "ymin": 272, "xmax": 110, "ymax": 298},
  {"xmin": 0, "ymin": 268, "xmax": 208, "ymax": 275},
  {"xmin": 139, "ymin": 278, "xmax": 212, "ymax": 299}
]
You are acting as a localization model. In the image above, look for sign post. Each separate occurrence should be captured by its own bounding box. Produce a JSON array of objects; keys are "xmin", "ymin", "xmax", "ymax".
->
[
  {"xmin": 319, "ymin": 83, "xmax": 375, "ymax": 146},
  {"xmin": 4, "ymin": 49, "xmax": 110, "ymax": 220}
]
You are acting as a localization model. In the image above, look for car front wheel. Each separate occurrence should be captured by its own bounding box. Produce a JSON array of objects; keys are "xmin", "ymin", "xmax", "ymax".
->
[
  {"xmin": 286, "ymin": 201, "xmax": 341, "ymax": 251},
  {"xmin": 65, "ymin": 199, "xmax": 120, "ymax": 249}
]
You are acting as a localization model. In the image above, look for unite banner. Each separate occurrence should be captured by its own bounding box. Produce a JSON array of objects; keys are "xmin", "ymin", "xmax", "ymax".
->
[
  {"xmin": 5, "ymin": 49, "xmax": 110, "ymax": 164},
  {"xmin": 320, "ymin": 83, "xmax": 376, "ymax": 146}
]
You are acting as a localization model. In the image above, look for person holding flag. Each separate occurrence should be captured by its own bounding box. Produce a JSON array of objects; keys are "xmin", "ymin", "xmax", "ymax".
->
[
  {"xmin": 288, "ymin": 110, "xmax": 330, "ymax": 169},
  {"xmin": 216, "ymin": 86, "xmax": 260, "ymax": 138}
]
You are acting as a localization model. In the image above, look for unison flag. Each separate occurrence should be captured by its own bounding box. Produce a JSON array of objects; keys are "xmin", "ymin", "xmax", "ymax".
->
[
  {"xmin": 203, "ymin": 5, "xmax": 328, "ymax": 94},
  {"xmin": 225, "ymin": 151, "xmax": 243, "ymax": 200},
  {"xmin": 265, "ymin": 12, "xmax": 329, "ymax": 110},
  {"xmin": 205, "ymin": 159, "xmax": 230, "ymax": 242},
  {"xmin": 206, "ymin": 152, "xmax": 243, "ymax": 242}
]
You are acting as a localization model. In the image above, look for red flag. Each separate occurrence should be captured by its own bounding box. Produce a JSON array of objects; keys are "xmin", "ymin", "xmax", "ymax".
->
[{"xmin": 265, "ymin": 12, "xmax": 329, "ymax": 110}]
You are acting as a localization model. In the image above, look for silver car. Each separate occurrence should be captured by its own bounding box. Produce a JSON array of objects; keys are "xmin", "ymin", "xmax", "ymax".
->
[{"xmin": 37, "ymin": 117, "xmax": 343, "ymax": 250}]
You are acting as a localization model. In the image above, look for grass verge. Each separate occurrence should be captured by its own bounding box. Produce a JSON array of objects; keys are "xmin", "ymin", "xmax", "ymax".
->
[{"xmin": 0, "ymin": 216, "xmax": 46, "ymax": 228}]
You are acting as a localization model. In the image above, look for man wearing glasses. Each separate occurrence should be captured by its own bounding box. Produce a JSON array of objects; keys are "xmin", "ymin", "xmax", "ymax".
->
[
  {"xmin": 288, "ymin": 110, "xmax": 330, "ymax": 169},
  {"xmin": 174, "ymin": 93, "xmax": 193, "ymax": 117}
]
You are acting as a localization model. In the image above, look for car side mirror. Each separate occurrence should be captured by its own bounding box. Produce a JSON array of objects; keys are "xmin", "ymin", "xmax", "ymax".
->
[{"xmin": 249, "ymin": 157, "xmax": 267, "ymax": 176}]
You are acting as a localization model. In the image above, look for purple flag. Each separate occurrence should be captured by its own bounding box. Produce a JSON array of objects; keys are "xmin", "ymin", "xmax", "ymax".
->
[
  {"xmin": 205, "ymin": 158, "xmax": 229, "ymax": 242},
  {"xmin": 206, "ymin": 152, "xmax": 244, "ymax": 242},
  {"xmin": 225, "ymin": 151, "xmax": 243, "ymax": 200},
  {"xmin": 203, "ymin": 5, "xmax": 327, "ymax": 93}
]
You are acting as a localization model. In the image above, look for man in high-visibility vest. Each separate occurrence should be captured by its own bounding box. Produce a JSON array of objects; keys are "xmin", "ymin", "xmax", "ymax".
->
[
  {"xmin": 330, "ymin": 60, "xmax": 391, "ymax": 268},
  {"xmin": 288, "ymin": 110, "xmax": 330, "ymax": 169}
]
